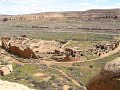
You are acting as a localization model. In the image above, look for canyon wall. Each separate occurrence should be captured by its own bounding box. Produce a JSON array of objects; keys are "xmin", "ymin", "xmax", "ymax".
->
[
  {"xmin": 81, "ymin": 9, "xmax": 120, "ymax": 21},
  {"xmin": 1, "ymin": 9, "xmax": 120, "ymax": 22},
  {"xmin": 1, "ymin": 12, "xmax": 82, "ymax": 22}
]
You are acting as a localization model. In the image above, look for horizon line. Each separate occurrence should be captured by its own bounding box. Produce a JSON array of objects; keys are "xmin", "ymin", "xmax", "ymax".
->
[{"xmin": 1, "ymin": 8, "xmax": 120, "ymax": 16}]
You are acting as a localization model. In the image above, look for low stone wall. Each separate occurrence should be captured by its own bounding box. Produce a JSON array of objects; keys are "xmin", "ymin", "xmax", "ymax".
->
[
  {"xmin": 1, "ymin": 37, "xmax": 38, "ymax": 59},
  {"xmin": 9, "ymin": 45, "xmax": 38, "ymax": 59}
]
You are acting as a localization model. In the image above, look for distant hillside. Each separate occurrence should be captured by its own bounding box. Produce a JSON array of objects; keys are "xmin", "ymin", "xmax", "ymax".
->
[
  {"xmin": 1, "ymin": 9, "xmax": 120, "ymax": 36},
  {"xmin": 1, "ymin": 9, "xmax": 120, "ymax": 22}
]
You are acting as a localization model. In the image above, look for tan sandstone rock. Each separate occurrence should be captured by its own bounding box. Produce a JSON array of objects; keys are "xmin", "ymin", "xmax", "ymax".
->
[
  {"xmin": 0, "ymin": 79, "xmax": 35, "ymax": 90},
  {"xmin": 86, "ymin": 57, "xmax": 120, "ymax": 90}
]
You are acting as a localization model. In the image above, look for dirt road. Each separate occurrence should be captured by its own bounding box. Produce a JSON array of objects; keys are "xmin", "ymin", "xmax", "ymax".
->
[{"xmin": 49, "ymin": 67, "xmax": 86, "ymax": 89}]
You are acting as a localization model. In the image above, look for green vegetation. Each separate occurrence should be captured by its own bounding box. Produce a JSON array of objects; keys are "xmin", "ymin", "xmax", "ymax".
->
[
  {"xmin": 0, "ymin": 64, "xmax": 80, "ymax": 90},
  {"xmin": 58, "ymin": 50, "xmax": 120, "ymax": 85},
  {"xmin": 1, "ymin": 20, "xmax": 120, "ymax": 89},
  {"xmin": 0, "ymin": 64, "xmax": 39, "ymax": 88},
  {"xmin": 32, "ymin": 32, "xmax": 114, "ymax": 41},
  {"xmin": 0, "ymin": 20, "xmax": 119, "ymax": 42}
]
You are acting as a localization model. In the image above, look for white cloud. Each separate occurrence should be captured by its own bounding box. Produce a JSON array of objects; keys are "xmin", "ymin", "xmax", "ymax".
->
[
  {"xmin": 0, "ymin": 0, "xmax": 119, "ymax": 15},
  {"xmin": 96, "ymin": 0, "xmax": 108, "ymax": 3}
]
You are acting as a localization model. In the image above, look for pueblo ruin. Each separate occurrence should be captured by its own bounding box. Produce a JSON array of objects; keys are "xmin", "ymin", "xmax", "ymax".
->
[{"xmin": 1, "ymin": 35, "xmax": 119, "ymax": 62}]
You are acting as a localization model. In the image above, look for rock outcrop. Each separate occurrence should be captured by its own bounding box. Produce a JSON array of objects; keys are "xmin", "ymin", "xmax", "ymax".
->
[
  {"xmin": 86, "ymin": 57, "xmax": 120, "ymax": 90},
  {"xmin": 81, "ymin": 9, "xmax": 120, "ymax": 21},
  {"xmin": 0, "ymin": 64, "xmax": 13, "ymax": 76},
  {"xmin": 1, "ymin": 9, "xmax": 120, "ymax": 22},
  {"xmin": 0, "ymin": 79, "xmax": 35, "ymax": 90}
]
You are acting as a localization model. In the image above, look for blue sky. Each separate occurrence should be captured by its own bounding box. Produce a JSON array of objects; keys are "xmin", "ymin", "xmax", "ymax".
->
[{"xmin": 0, "ymin": 0, "xmax": 120, "ymax": 15}]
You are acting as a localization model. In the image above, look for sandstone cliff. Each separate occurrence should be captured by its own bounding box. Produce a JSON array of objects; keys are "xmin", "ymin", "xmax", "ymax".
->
[
  {"xmin": 1, "ymin": 9, "xmax": 120, "ymax": 22},
  {"xmin": 86, "ymin": 57, "xmax": 120, "ymax": 90}
]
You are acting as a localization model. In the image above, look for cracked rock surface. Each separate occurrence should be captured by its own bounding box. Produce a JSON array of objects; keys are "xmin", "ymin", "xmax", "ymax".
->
[{"xmin": 86, "ymin": 57, "xmax": 120, "ymax": 90}]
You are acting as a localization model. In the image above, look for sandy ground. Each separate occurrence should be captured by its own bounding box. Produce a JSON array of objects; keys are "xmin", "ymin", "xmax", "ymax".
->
[
  {"xmin": 0, "ymin": 79, "xmax": 35, "ymax": 90},
  {"xmin": 63, "ymin": 85, "xmax": 70, "ymax": 90}
]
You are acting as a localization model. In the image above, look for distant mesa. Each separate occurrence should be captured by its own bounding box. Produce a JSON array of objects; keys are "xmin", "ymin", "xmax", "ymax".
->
[{"xmin": 1, "ymin": 9, "xmax": 120, "ymax": 22}]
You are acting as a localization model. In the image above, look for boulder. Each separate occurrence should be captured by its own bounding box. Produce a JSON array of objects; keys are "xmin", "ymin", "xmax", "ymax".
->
[
  {"xmin": 0, "ymin": 64, "xmax": 13, "ymax": 76},
  {"xmin": 86, "ymin": 57, "xmax": 120, "ymax": 90},
  {"xmin": 0, "ymin": 79, "xmax": 35, "ymax": 90}
]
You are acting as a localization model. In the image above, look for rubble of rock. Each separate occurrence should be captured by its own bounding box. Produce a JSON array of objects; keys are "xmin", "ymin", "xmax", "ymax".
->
[
  {"xmin": 54, "ymin": 41, "xmax": 119, "ymax": 62},
  {"xmin": 1, "ymin": 35, "xmax": 119, "ymax": 63},
  {"xmin": 1, "ymin": 36, "xmax": 62, "ymax": 59},
  {"xmin": 0, "ymin": 64, "xmax": 13, "ymax": 76},
  {"xmin": 86, "ymin": 57, "xmax": 120, "ymax": 90},
  {"xmin": 0, "ymin": 79, "xmax": 35, "ymax": 90}
]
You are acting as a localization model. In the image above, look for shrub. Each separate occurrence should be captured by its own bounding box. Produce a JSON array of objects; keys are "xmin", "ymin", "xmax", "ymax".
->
[
  {"xmin": 3, "ymin": 18, "xmax": 8, "ymax": 22},
  {"xmin": 89, "ymin": 65, "xmax": 93, "ymax": 68}
]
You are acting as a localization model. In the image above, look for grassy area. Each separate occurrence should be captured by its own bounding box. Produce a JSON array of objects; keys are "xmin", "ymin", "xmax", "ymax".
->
[
  {"xmin": 58, "ymin": 50, "xmax": 120, "ymax": 85},
  {"xmin": 0, "ymin": 45, "xmax": 119, "ymax": 89},
  {"xmin": 0, "ymin": 64, "xmax": 39, "ymax": 89},
  {"xmin": 0, "ymin": 20, "xmax": 118, "ymax": 40},
  {"xmin": 1, "ymin": 20, "xmax": 120, "ymax": 89},
  {"xmin": 0, "ymin": 63, "xmax": 82, "ymax": 90},
  {"xmin": 31, "ymin": 32, "xmax": 114, "ymax": 41}
]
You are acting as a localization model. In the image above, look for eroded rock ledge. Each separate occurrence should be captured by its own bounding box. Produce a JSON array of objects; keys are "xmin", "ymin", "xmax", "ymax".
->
[
  {"xmin": 0, "ymin": 79, "xmax": 35, "ymax": 90},
  {"xmin": 86, "ymin": 57, "xmax": 120, "ymax": 90},
  {"xmin": 1, "ymin": 9, "xmax": 120, "ymax": 22}
]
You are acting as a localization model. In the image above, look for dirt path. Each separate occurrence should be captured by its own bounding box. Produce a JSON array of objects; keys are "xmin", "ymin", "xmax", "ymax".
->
[
  {"xmin": 1, "ymin": 43, "xmax": 120, "ymax": 66},
  {"xmin": 1, "ymin": 44, "xmax": 119, "ymax": 90},
  {"xmin": 0, "ymin": 50, "xmax": 24, "ymax": 65},
  {"xmin": 83, "ymin": 44, "xmax": 120, "ymax": 62},
  {"xmin": 10, "ymin": 57, "xmax": 24, "ymax": 65},
  {"xmin": 0, "ymin": 52, "xmax": 83, "ymax": 88},
  {"xmin": 1, "ymin": 54, "xmax": 84, "ymax": 88},
  {"xmin": 49, "ymin": 67, "xmax": 83, "ymax": 87},
  {"xmin": 61, "ymin": 43, "xmax": 120, "ymax": 64}
]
